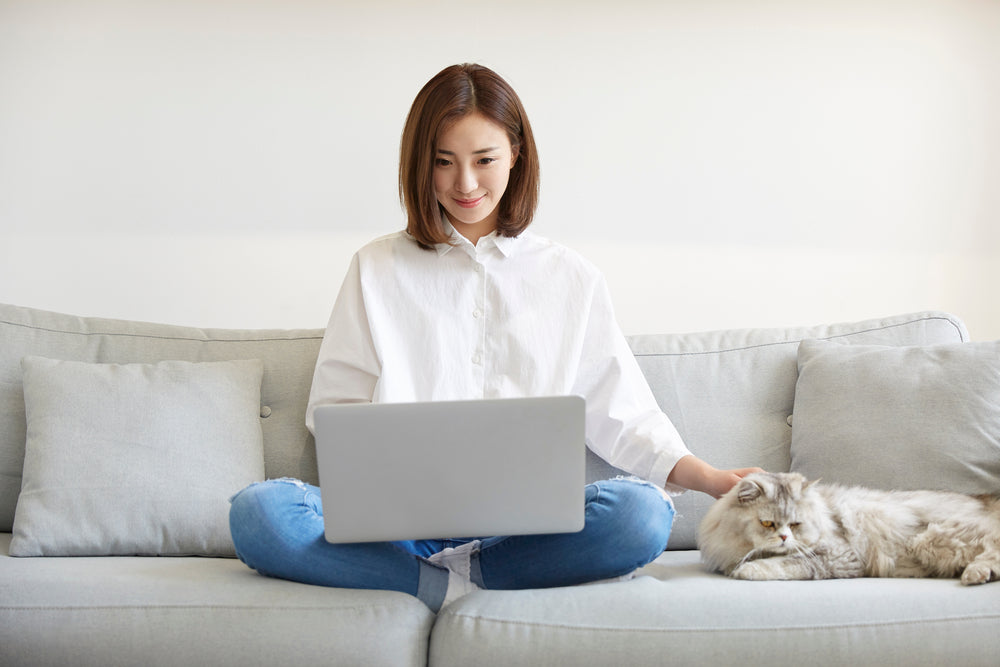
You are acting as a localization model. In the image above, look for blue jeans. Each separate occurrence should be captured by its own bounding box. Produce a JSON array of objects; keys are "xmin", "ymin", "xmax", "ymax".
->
[{"xmin": 229, "ymin": 477, "xmax": 674, "ymax": 612}]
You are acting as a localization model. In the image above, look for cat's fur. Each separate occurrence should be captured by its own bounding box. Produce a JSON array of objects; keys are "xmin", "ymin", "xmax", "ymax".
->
[{"xmin": 697, "ymin": 472, "xmax": 1000, "ymax": 585}]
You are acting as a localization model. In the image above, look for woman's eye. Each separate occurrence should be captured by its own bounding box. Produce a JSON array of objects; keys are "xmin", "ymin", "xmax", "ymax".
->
[
  {"xmin": 760, "ymin": 520, "xmax": 774, "ymax": 529},
  {"xmin": 478, "ymin": 157, "xmax": 497, "ymax": 166},
  {"xmin": 434, "ymin": 158, "xmax": 451, "ymax": 167}
]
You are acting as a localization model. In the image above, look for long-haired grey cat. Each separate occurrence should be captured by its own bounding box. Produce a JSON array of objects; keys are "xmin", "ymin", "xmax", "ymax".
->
[{"xmin": 698, "ymin": 472, "xmax": 1000, "ymax": 585}]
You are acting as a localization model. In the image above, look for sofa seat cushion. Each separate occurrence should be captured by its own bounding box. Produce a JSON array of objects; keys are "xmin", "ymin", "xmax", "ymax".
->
[
  {"xmin": 430, "ymin": 550, "xmax": 1000, "ymax": 667},
  {"xmin": 0, "ymin": 534, "xmax": 434, "ymax": 667}
]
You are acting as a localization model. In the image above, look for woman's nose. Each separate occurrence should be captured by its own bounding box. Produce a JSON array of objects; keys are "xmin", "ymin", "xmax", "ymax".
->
[{"xmin": 456, "ymin": 166, "xmax": 477, "ymax": 194}]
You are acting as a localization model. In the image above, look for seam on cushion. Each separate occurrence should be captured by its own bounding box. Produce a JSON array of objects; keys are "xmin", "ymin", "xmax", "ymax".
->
[
  {"xmin": 632, "ymin": 315, "xmax": 967, "ymax": 359},
  {"xmin": 0, "ymin": 318, "xmax": 323, "ymax": 345},
  {"xmin": 0, "ymin": 602, "xmax": 420, "ymax": 613},
  {"xmin": 438, "ymin": 609, "xmax": 1000, "ymax": 634}
]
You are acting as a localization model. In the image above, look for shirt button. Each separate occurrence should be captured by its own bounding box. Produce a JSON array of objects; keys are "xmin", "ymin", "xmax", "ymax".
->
[
  {"xmin": 472, "ymin": 354, "xmax": 482, "ymax": 365},
  {"xmin": 473, "ymin": 309, "xmax": 481, "ymax": 319}
]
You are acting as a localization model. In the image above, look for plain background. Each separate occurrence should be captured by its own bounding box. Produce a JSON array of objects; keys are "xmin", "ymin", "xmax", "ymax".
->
[{"xmin": 2, "ymin": 0, "xmax": 998, "ymax": 339}]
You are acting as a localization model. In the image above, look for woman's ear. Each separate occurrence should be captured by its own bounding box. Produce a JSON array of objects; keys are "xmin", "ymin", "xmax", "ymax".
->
[{"xmin": 510, "ymin": 143, "xmax": 520, "ymax": 169}]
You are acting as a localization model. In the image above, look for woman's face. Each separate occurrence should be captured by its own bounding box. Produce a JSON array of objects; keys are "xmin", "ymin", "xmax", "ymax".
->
[{"xmin": 433, "ymin": 113, "xmax": 518, "ymax": 244}]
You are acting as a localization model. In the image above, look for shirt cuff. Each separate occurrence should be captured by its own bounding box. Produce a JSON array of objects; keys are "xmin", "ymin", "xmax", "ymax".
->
[{"xmin": 648, "ymin": 449, "xmax": 693, "ymax": 496}]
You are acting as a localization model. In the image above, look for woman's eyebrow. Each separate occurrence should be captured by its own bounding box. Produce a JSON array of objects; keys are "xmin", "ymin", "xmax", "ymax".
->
[{"xmin": 436, "ymin": 147, "xmax": 501, "ymax": 155}]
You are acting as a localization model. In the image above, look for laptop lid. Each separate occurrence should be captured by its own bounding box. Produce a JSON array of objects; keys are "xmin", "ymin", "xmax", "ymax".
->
[{"xmin": 313, "ymin": 396, "xmax": 586, "ymax": 543}]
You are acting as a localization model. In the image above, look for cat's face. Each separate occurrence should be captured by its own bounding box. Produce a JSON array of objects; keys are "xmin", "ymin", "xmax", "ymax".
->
[{"xmin": 734, "ymin": 473, "xmax": 821, "ymax": 554}]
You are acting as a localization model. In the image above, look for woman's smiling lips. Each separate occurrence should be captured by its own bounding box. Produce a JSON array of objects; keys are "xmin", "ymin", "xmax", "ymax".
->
[{"xmin": 454, "ymin": 196, "xmax": 485, "ymax": 208}]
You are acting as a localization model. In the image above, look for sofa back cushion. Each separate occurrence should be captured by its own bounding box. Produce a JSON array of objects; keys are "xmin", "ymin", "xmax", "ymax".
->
[
  {"xmin": 0, "ymin": 305, "xmax": 969, "ymax": 547},
  {"xmin": 607, "ymin": 312, "xmax": 968, "ymax": 549},
  {"xmin": 790, "ymin": 338, "xmax": 1000, "ymax": 495},
  {"xmin": 0, "ymin": 303, "xmax": 324, "ymax": 532}
]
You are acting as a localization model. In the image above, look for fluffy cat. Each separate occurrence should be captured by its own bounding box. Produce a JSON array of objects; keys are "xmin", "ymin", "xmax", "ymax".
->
[{"xmin": 697, "ymin": 471, "xmax": 1000, "ymax": 585}]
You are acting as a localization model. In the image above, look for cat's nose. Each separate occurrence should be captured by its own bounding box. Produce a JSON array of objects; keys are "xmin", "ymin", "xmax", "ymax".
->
[{"xmin": 779, "ymin": 534, "xmax": 789, "ymax": 542}]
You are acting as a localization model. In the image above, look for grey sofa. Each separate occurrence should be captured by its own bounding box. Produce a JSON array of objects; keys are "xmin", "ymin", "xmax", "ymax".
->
[{"xmin": 1, "ymin": 303, "xmax": 997, "ymax": 666}]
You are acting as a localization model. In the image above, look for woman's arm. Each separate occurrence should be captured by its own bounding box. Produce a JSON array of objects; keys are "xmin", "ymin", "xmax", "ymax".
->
[
  {"xmin": 305, "ymin": 253, "xmax": 381, "ymax": 434},
  {"xmin": 666, "ymin": 455, "xmax": 764, "ymax": 498}
]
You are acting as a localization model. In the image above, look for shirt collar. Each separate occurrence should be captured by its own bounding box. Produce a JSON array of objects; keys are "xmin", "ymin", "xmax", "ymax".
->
[
  {"xmin": 491, "ymin": 233, "xmax": 518, "ymax": 257},
  {"xmin": 433, "ymin": 220, "xmax": 521, "ymax": 258}
]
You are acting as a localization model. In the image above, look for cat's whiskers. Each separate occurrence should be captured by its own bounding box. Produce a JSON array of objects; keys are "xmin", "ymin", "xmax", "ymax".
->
[
  {"xmin": 790, "ymin": 542, "xmax": 824, "ymax": 575},
  {"xmin": 736, "ymin": 547, "xmax": 768, "ymax": 569}
]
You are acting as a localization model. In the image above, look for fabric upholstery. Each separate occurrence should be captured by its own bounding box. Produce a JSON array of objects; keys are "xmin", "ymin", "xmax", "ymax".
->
[
  {"xmin": 11, "ymin": 357, "xmax": 264, "ymax": 556},
  {"xmin": 0, "ymin": 533, "xmax": 433, "ymax": 667},
  {"xmin": 430, "ymin": 550, "xmax": 1000, "ymax": 666},
  {"xmin": 1, "ymin": 305, "xmax": 995, "ymax": 667},
  {"xmin": 790, "ymin": 339, "xmax": 1000, "ymax": 493},
  {"xmin": 0, "ymin": 303, "xmax": 324, "ymax": 532},
  {"xmin": 618, "ymin": 312, "xmax": 968, "ymax": 549}
]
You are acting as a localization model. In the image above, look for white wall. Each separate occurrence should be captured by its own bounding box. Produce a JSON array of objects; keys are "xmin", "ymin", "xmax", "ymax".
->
[{"xmin": 2, "ymin": 0, "xmax": 998, "ymax": 338}]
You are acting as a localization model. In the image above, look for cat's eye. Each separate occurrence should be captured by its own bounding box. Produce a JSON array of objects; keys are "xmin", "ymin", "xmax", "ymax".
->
[
  {"xmin": 790, "ymin": 522, "xmax": 801, "ymax": 528},
  {"xmin": 759, "ymin": 520, "xmax": 775, "ymax": 529}
]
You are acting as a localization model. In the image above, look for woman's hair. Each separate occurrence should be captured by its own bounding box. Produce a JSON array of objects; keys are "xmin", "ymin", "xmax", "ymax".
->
[{"xmin": 399, "ymin": 63, "xmax": 540, "ymax": 248}]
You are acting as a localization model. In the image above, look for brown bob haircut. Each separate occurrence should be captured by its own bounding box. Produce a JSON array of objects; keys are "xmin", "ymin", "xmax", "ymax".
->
[{"xmin": 399, "ymin": 63, "xmax": 540, "ymax": 248}]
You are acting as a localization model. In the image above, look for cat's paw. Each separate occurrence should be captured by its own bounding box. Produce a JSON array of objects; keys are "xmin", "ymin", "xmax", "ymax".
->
[
  {"xmin": 731, "ymin": 560, "xmax": 779, "ymax": 581},
  {"xmin": 960, "ymin": 562, "xmax": 995, "ymax": 586}
]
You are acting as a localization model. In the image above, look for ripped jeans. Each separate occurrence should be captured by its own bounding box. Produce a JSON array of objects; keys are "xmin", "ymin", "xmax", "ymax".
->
[{"xmin": 228, "ymin": 477, "xmax": 674, "ymax": 612}]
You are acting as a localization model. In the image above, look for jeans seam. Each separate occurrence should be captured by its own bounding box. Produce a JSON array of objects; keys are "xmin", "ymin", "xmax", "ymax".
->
[{"xmin": 588, "ymin": 481, "xmax": 602, "ymax": 506}]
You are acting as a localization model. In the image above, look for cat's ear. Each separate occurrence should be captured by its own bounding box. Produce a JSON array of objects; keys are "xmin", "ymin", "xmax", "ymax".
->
[
  {"xmin": 737, "ymin": 479, "xmax": 765, "ymax": 504},
  {"xmin": 786, "ymin": 471, "xmax": 818, "ymax": 495}
]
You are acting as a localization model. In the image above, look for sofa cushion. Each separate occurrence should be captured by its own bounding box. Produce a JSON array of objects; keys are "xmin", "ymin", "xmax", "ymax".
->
[
  {"xmin": 429, "ymin": 550, "xmax": 1000, "ymax": 666},
  {"xmin": 0, "ymin": 533, "xmax": 433, "ymax": 667},
  {"xmin": 618, "ymin": 312, "xmax": 968, "ymax": 549},
  {"xmin": 0, "ymin": 303, "xmax": 324, "ymax": 532},
  {"xmin": 789, "ymin": 339, "xmax": 1000, "ymax": 493},
  {"xmin": 1, "ymin": 304, "xmax": 971, "ymax": 547},
  {"xmin": 11, "ymin": 357, "xmax": 264, "ymax": 557}
]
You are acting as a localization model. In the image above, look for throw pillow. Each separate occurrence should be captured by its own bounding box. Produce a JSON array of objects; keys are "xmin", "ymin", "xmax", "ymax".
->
[
  {"xmin": 11, "ymin": 357, "xmax": 265, "ymax": 557},
  {"xmin": 790, "ymin": 339, "xmax": 1000, "ymax": 493}
]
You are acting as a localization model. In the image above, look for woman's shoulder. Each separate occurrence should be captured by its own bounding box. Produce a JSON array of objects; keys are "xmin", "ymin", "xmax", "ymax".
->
[
  {"xmin": 519, "ymin": 231, "xmax": 603, "ymax": 277},
  {"xmin": 353, "ymin": 230, "xmax": 424, "ymax": 260},
  {"xmin": 357, "ymin": 229, "xmax": 409, "ymax": 251}
]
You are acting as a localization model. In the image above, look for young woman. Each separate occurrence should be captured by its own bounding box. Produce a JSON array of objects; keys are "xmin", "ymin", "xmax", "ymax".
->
[{"xmin": 229, "ymin": 63, "xmax": 761, "ymax": 612}]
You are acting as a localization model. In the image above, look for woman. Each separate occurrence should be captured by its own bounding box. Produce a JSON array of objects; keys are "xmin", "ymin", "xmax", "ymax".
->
[{"xmin": 230, "ymin": 63, "xmax": 760, "ymax": 612}]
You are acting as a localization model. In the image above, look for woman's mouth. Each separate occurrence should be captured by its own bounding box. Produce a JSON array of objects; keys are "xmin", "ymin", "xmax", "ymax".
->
[{"xmin": 455, "ymin": 196, "xmax": 485, "ymax": 209}]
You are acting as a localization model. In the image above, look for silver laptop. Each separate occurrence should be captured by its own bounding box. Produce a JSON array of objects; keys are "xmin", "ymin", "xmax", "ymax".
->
[{"xmin": 313, "ymin": 396, "xmax": 586, "ymax": 543}]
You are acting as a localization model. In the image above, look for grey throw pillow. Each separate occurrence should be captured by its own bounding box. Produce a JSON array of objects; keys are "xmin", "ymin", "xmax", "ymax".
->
[
  {"xmin": 11, "ymin": 357, "xmax": 265, "ymax": 557},
  {"xmin": 789, "ymin": 339, "xmax": 1000, "ymax": 493}
]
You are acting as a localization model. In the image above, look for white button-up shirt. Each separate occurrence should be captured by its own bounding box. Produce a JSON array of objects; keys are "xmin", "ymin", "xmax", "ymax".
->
[{"xmin": 306, "ymin": 225, "xmax": 692, "ymax": 491}]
